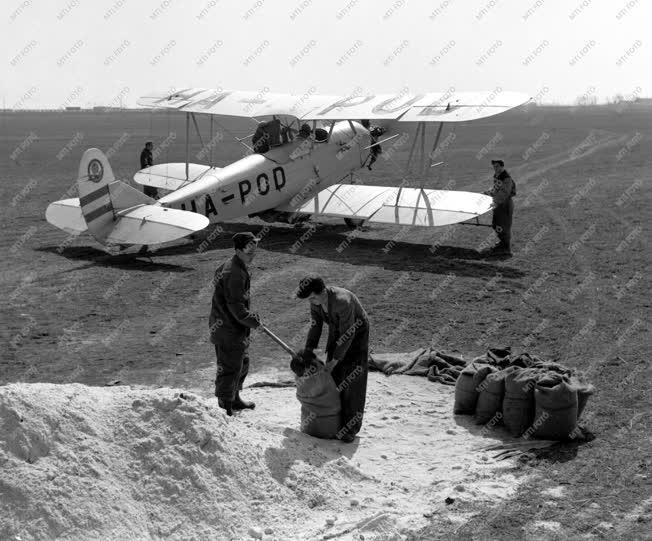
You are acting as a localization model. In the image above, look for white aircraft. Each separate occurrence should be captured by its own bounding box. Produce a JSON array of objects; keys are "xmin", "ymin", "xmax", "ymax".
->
[{"xmin": 45, "ymin": 88, "xmax": 529, "ymax": 252}]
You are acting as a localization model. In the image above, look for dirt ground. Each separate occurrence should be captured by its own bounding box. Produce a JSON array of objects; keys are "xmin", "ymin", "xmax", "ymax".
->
[{"xmin": 1, "ymin": 105, "xmax": 650, "ymax": 539}]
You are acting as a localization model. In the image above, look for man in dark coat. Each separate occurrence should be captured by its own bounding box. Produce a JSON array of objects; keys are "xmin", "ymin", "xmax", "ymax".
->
[
  {"xmin": 139, "ymin": 141, "xmax": 158, "ymax": 199},
  {"xmin": 485, "ymin": 159, "xmax": 516, "ymax": 255},
  {"xmin": 252, "ymin": 123, "xmax": 270, "ymax": 153},
  {"xmin": 209, "ymin": 232, "xmax": 261, "ymax": 415},
  {"xmin": 297, "ymin": 276, "xmax": 369, "ymax": 443}
]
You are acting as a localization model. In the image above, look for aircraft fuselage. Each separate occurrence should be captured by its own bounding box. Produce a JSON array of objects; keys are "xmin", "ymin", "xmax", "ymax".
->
[{"xmin": 157, "ymin": 121, "xmax": 369, "ymax": 223}]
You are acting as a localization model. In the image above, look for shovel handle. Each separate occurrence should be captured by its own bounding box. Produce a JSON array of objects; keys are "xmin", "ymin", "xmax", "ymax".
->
[{"xmin": 260, "ymin": 324, "xmax": 300, "ymax": 358}]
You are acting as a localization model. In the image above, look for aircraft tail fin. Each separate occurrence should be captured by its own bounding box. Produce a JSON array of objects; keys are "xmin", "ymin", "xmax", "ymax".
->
[
  {"xmin": 48, "ymin": 148, "xmax": 210, "ymax": 248},
  {"xmin": 76, "ymin": 148, "xmax": 122, "ymax": 243}
]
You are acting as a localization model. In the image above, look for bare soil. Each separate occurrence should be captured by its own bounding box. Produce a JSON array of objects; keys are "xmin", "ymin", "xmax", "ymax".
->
[{"xmin": 1, "ymin": 105, "xmax": 650, "ymax": 539}]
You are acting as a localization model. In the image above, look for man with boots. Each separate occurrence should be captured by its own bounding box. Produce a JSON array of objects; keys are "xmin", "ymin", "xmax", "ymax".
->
[
  {"xmin": 297, "ymin": 276, "xmax": 369, "ymax": 443},
  {"xmin": 484, "ymin": 159, "xmax": 516, "ymax": 256},
  {"xmin": 209, "ymin": 232, "xmax": 261, "ymax": 415}
]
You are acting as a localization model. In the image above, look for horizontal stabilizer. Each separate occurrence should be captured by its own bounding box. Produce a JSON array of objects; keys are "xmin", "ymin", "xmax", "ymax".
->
[
  {"xmin": 275, "ymin": 184, "xmax": 493, "ymax": 227},
  {"xmin": 45, "ymin": 199, "xmax": 87, "ymax": 235},
  {"xmin": 106, "ymin": 205, "xmax": 209, "ymax": 245},
  {"xmin": 134, "ymin": 163, "xmax": 215, "ymax": 191}
]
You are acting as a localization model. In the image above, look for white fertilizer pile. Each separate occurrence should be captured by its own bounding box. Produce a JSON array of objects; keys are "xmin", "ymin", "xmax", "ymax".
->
[{"xmin": 0, "ymin": 377, "xmax": 525, "ymax": 540}]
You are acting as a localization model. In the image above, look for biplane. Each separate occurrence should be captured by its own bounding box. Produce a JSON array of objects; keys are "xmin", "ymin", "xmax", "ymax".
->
[{"xmin": 45, "ymin": 88, "xmax": 529, "ymax": 251}]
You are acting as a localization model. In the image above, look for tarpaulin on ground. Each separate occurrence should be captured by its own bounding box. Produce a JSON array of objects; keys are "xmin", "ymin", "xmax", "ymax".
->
[{"xmin": 369, "ymin": 348, "xmax": 466, "ymax": 385}]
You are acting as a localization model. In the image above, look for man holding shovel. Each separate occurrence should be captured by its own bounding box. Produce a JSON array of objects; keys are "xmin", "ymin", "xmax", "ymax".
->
[
  {"xmin": 296, "ymin": 276, "xmax": 370, "ymax": 443},
  {"xmin": 209, "ymin": 232, "xmax": 261, "ymax": 416}
]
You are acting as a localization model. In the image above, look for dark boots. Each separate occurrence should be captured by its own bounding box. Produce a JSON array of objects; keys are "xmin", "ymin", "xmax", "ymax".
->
[
  {"xmin": 233, "ymin": 391, "xmax": 255, "ymax": 410},
  {"xmin": 217, "ymin": 399, "xmax": 233, "ymax": 416},
  {"xmin": 218, "ymin": 392, "xmax": 255, "ymax": 415}
]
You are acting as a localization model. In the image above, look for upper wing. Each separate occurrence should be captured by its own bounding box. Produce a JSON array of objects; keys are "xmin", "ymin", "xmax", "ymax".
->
[
  {"xmin": 138, "ymin": 88, "xmax": 530, "ymax": 122},
  {"xmin": 274, "ymin": 184, "xmax": 493, "ymax": 227}
]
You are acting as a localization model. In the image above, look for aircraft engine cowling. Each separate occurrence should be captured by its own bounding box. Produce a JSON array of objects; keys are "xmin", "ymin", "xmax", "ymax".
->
[{"xmin": 329, "ymin": 121, "xmax": 368, "ymax": 147}]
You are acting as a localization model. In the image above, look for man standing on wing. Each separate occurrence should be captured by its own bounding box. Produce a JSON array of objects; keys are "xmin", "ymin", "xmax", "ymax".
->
[
  {"xmin": 209, "ymin": 232, "xmax": 261, "ymax": 416},
  {"xmin": 297, "ymin": 276, "xmax": 369, "ymax": 443}
]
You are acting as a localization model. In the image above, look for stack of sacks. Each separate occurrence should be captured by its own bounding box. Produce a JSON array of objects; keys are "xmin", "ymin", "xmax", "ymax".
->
[{"xmin": 454, "ymin": 351, "xmax": 594, "ymax": 441}]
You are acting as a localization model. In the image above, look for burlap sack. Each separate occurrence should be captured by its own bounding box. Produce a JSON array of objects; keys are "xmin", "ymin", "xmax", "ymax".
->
[
  {"xmin": 475, "ymin": 369, "xmax": 506, "ymax": 424},
  {"xmin": 503, "ymin": 367, "xmax": 540, "ymax": 436},
  {"xmin": 454, "ymin": 363, "xmax": 489, "ymax": 414},
  {"xmin": 294, "ymin": 360, "xmax": 341, "ymax": 439},
  {"xmin": 532, "ymin": 374, "xmax": 578, "ymax": 440}
]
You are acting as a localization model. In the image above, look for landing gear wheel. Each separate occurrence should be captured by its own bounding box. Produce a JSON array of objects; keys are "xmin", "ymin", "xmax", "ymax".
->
[{"xmin": 344, "ymin": 218, "xmax": 365, "ymax": 229}]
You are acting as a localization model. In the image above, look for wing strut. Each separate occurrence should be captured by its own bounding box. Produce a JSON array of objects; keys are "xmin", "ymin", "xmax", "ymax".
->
[
  {"xmin": 326, "ymin": 120, "xmax": 336, "ymax": 142},
  {"xmin": 405, "ymin": 122, "xmax": 423, "ymax": 176},
  {"xmin": 190, "ymin": 113, "xmax": 205, "ymax": 149},
  {"xmin": 209, "ymin": 115, "xmax": 214, "ymax": 166},
  {"xmin": 363, "ymin": 133, "xmax": 401, "ymax": 150},
  {"xmin": 185, "ymin": 112, "xmax": 190, "ymax": 181},
  {"xmin": 404, "ymin": 121, "xmax": 447, "ymax": 187},
  {"xmin": 428, "ymin": 122, "xmax": 445, "ymax": 171},
  {"xmin": 395, "ymin": 120, "xmax": 446, "ymax": 222}
]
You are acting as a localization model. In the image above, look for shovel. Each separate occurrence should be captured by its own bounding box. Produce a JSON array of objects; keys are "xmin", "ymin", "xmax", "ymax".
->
[
  {"xmin": 259, "ymin": 324, "xmax": 301, "ymax": 360},
  {"xmin": 259, "ymin": 324, "xmax": 325, "ymax": 365}
]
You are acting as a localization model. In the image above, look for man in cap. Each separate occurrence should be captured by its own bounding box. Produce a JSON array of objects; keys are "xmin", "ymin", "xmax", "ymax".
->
[
  {"xmin": 209, "ymin": 232, "xmax": 261, "ymax": 415},
  {"xmin": 297, "ymin": 276, "xmax": 369, "ymax": 443},
  {"xmin": 139, "ymin": 141, "xmax": 158, "ymax": 199},
  {"xmin": 289, "ymin": 123, "xmax": 314, "ymax": 160},
  {"xmin": 297, "ymin": 123, "xmax": 312, "ymax": 139},
  {"xmin": 484, "ymin": 159, "xmax": 516, "ymax": 255}
]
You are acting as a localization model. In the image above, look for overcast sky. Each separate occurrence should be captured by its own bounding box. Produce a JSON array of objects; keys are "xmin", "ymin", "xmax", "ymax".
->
[{"xmin": 2, "ymin": 0, "xmax": 649, "ymax": 109}]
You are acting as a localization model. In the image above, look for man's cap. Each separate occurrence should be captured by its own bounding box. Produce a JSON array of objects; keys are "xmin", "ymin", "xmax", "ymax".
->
[
  {"xmin": 491, "ymin": 159, "xmax": 505, "ymax": 166},
  {"xmin": 146, "ymin": 141, "xmax": 153, "ymax": 145},
  {"xmin": 232, "ymin": 232, "xmax": 260, "ymax": 250},
  {"xmin": 296, "ymin": 275, "xmax": 325, "ymax": 298}
]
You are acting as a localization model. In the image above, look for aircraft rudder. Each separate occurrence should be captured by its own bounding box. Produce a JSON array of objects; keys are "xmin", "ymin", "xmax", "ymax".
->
[{"xmin": 76, "ymin": 148, "xmax": 117, "ymax": 243}]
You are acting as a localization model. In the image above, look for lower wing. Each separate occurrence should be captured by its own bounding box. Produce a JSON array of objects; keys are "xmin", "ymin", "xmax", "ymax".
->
[{"xmin": 275, "ymin": 184, "xmax": 493, "ymax": 227}]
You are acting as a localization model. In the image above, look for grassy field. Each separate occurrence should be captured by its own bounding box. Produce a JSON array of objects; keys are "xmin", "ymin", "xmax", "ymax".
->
[{"xmin": 1, "ymin": 105, "xmax": 650, "ymax": 539}]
